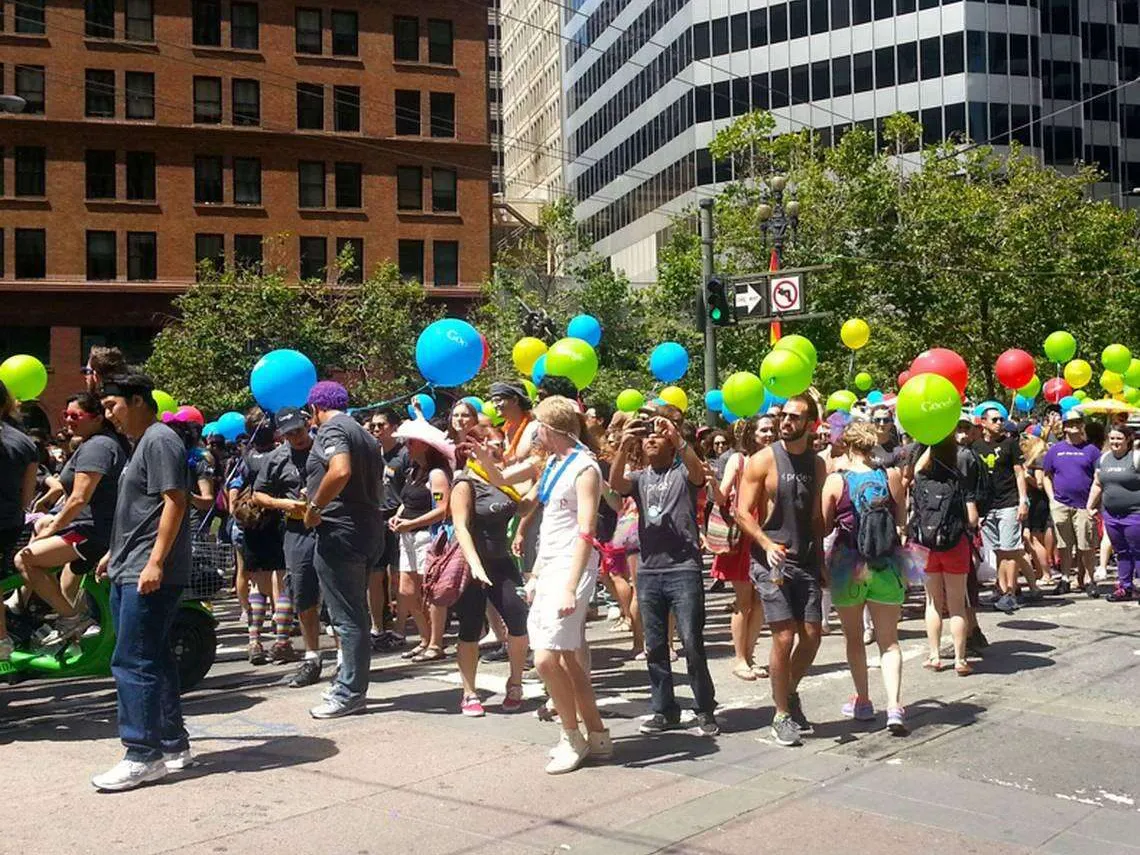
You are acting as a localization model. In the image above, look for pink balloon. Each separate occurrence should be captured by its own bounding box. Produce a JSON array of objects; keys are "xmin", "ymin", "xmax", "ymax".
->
[
  {"xmin": 1042, "ymin": 377, "xmax": 1072, "ymax": 404},
  {"xmin": 910, "ymin": 348, "xmax": 968, "ymax": 395},
  {"xmin": 175, "ymin": 405, "xmax": 205, "ymax": 426},
  {"xmin": 995, "ymin": 349, "xmax": 1035, "ymax": 390},
  {"xmin": 161, "ymin": 411, "xmax": 176, "ymax": 423},
  {"xmin": 897, "ymin": 370, "xmax": 912, "ymax": 389}
]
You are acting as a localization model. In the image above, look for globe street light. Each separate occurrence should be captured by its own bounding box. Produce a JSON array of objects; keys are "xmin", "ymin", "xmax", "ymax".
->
[{"xmin": 757, "ymin": 174, "xmax": 800, "ymax": 269}]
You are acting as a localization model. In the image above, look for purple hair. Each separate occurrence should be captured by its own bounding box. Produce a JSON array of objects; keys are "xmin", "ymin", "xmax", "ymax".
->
[{"xmin": 307, "ymin": 381, "xmax": 349, "ymax": 411}]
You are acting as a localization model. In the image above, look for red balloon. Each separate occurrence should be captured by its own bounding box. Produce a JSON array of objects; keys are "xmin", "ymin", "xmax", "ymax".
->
[
  {"xmin": 910, "ymin": 348, "xmax": 968, "ymax": 395},
  {"xmin": 480, "ymin": 334, "xmax": 491, "ymax": 370},
  {"xmin": 897, "ymin": 370, "xmax": 912, "ymax": 389},
  {"xmin": 1042, "ymin": 377, "xmax": 1072, "ymax": 404},
  {"xmin": 995, "ymin": 349, "xmax": 1035, "ymax": 390},
  {"xmin": 175, "ymin": 405, "xmax": 205, "ymax": 426}
]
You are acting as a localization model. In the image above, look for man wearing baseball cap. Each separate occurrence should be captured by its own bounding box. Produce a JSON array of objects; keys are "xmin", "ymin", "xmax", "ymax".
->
[{"xmin": 1043, "ymin": 408, "xmax": 1102, "ymax": 598}]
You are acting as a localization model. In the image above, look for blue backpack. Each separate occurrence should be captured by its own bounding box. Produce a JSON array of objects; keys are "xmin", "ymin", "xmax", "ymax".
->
[{"xmin": 844, "ymin": 469, "xmax": 898, "ymax": 561}]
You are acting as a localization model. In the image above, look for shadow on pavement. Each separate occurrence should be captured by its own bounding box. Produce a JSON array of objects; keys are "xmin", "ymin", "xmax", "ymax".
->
[
  {"xmin": 997, "ymin": 619, "xmax": 1060, "ymax": 631},
  {"xmin": 617, "ymin": 730, "xmax": 721, "ymax": 768},
  {"xmin": 975, "ymin": 639, "xmax": 1056, "ymax": 675}
]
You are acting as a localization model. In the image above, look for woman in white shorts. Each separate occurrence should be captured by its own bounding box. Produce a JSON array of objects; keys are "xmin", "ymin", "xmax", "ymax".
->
[{"xmin": 391, "ymin": 419, "xmax": 453, "ymax": 663}]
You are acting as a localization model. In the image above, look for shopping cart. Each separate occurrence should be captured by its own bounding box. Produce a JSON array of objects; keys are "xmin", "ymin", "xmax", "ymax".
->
[{"xmin": 187, "ymin": 539, "xmax": 234, "ymax": 600}]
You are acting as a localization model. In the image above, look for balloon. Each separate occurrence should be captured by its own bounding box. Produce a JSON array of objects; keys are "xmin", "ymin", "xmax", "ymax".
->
[
  {"xmin": 152, "ymin": 390, "xmax": 178, "ymax": 417},
  {"xmin": 416, "ymin": 319, "xmax": 482, "ymax": 387},
  {"xmin": 659, "ymin": 386, "xmax": 688, "ymax": 412},
  {"xmin": 520, "ymin": 379, "xmax": 538, "ymax": 402},
  {"xmin": 532, "ymin": 354, "xmax": 547, "ymax": 385},
  {"xmin": 1043, "ymin": 330, "xmax": 1077, "ymax": 364},
  {"xmin": 1013, "ymin": 394, "xmax": 1036, "ymax": 412},
  {"xmin": 1073, "ymin": 389, "xmax": 1088, "ymax": 401},
  {"xmin": 1125, "ymin": 387, "xmax": 1140, "ymax": 405},
  {"xmin": 1101, "ymin": 371, "xmax": 1125, "ymax": 394},
  {"xmin": 649, "ymin": 342, "xmax": 689, "ymax": 383},
  {"xmin": 774, "ymin": 334, "xmax": 818, "ymax": 370},
  {"xmin": 545, "ymin": 337, "xmax": 598, "ymax": 390},
  {"xmin": 1102, "ymin": 344, "xmax": 1131, "ymax": 374},
  {"xmin": 826, "ymin": 390, "xmax": 857, "ymax": 413},
  {"xmin": 408, "ymin": 393, "xmax": 436, "ymax": 419},
  {"xmin": 854, "ymin": 371, "xmax": 873, "ymax": 392},
  {"xmin": 1059, "ymin": 394, "xmax": 1081, "ymax": 411},
  {"xmin": 763, "ymin": 391, "xmax": 788, "ymax": 409},
  {"xmin": 0, "ymin": 355, "xmax": 47, "ymax": 401},
  {"xmin": 1017, "ymin": 376, "xmax": 1041, "ymax": 398},
  {"xmin": 481, "ymin": 401, "xmax": 503, "ymax": 425},
  {"xmin": 1064, "ymin": 359, "xmax": 1093, "ymax": 389},
  {"xmin": 974, "ymin": 400, "xmax": 1009, "ymax": 419},
  {"xmin": 867, "ymin": 390, "xmax": 884, "ymax": 405},
  {"xmin": 250, "ymin": 349, "xmax": 317, "ymax": 413},
  {"xmin": 617, "ymin": 389, "xmax": 646, "ymax": 413},
  {"xmin": 722, "ymin": 406, "xmax": 740, "ymax": 424},
  {"xmin": 1042, "ymin": 377, "xmax": 1072, "ymax": 404},
  {"xmin": 897, "ymin": 373, "xmax": 961, "ymax": 445},
  {"xmin": 175, "ymin": 405, "xmax": 205, "ymax": 426},
  {"xmin": 910, "ymin": 348, "xmax": 968, "ymax": 395},
  {"xmin": 897, "ymin": 370, "xmax": 912, "ymax": 389},
  {"xmin": 461, "ymin": 396, "xmax": 484, "ymax": 412},
  {"xmin": 566, "ymin": 314, "xmax": 602, "ymax": 347},
  {"xmin": 704, "ymin": 389, "xmax": 724, "ymax": 413},
  {"xmin": 217, "ymin": 411, "xmax": 246, "ymax": 442},
  {"xmin": 511, "ymin": 337, "xmax": 547, "ymax": 375},
  {"xmin": 480, "ymin": 334, "xmax": 491, "ymax": 370},
  {"xmin": 1125, "ymin": 359, "xmax": 1140, "ymax": 387},
  {"xmin": 161, "ymin": 411, "xmax": 176, "ymax": 423},
  {"xmin": 995, "ymin": 349, "xmax": 1036, "ymax": 390},
  {"xmin": 202, "ymin": 421, "xmax": 220, "ymax": 438},
  {"xmin": 840, "ymin": 318, "xmax": 870, "ymax": 350},
  {"xmin": 760, "ymin": 349, "xmax": 813, "ymax": 398},
  {"xmin": 722, "ymin": 371, "xmax": 765, "ymax": 419}
]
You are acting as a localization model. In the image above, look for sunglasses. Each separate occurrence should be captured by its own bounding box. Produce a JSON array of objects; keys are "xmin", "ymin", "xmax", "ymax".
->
[
  {"xmin": 987, "ymin": 416, "xmax": 1004, "ymax": 423},
  {"xmin": 873, "ymin": 417, "xmax": 892, "ymax": 424},
  {"xmin": 779, "ymin": 412, "xmax": 805, "ymax": 422}
]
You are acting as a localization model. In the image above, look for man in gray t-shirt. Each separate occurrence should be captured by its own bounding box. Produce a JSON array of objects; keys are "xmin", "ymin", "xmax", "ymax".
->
[{"xmin": 91, "ymin": 373, "xmax": 192, "ymax": 793}]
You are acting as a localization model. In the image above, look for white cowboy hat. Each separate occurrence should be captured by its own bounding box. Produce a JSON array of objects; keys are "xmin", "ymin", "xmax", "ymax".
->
[{"xmin": 395, "ymin": 418, "xmax": 456, "ymax": 466}]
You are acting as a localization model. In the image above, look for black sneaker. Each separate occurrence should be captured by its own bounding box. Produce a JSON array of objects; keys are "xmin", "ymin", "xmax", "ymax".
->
[
  {"xmin": 770, "ymin": 713, "xmax": 802, "ymax": 746},
  {"xmin": 480, "ymin": 645, "xmax": 509, "ymax": 663},
  {"xmin": 372, "ymin": 630, "xmax": 406, "ymax": 652},
  {"xmin": 639, "ymin": 713, "xmax": 683, "ymax": 735},
  {"xmin": 787, "ymin": 691, "xmax": 814, "ymax": 735},
  {"xmin": 1020, "ymin": 588, "xmax": 1044, "ymax": 603},
  {"xmin": 287, "ymin": 658, "xmax": 322, "ymax": 688},
  {"xmin": 1107, "ymin": 587, "xmax": 1132, "ymax": 603},
  {"xmin": 693, "ymin": 711, "xmax": 720, "ymax": 737},
  {"xmin": 1054, "ymin": 579, "xmax": 1072, "ymax": 595},
  {"xmin": 1085, "ymin": 582, "xmax": 1101, "ymax": 599}
]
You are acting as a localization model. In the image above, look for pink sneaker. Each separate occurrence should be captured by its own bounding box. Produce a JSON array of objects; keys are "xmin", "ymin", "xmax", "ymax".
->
[
  {"xmin": 460, "ymin": 694, "xmax": 485, "ymax": 717},
  {"xmin": 502, "ymin": 682, "xmax": 524, "ymax": 713}
]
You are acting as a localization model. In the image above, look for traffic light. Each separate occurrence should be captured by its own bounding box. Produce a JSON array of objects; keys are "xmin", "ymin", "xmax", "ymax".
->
[{"xmin": 705, "ymin": 276, "xmax": 735, "ymax": 326}]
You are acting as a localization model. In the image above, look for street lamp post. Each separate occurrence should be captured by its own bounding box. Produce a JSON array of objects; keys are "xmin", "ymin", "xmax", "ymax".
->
[{"xmin": 756, "ymin": 175, "xmax": 800, "ymax": 343}]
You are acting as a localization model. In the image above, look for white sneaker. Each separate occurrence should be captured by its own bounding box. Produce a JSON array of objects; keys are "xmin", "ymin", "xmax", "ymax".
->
[
  {"xmin": 545, "ymin": 729, "xmax": 589, "ymax": 775},
  {"xmin": 0, "ymin": 636, "xmax": 13, "ymax": 661},
  {"xmin": 91, "ymin": 758, "xmax": 167, "ymax": 791},
  {"xmin": 163, "ymin": 749, "xmax": 196, "ymax": 771},
  {"xmin": 587, "ymin": 728, "xmax": 613, "ymax": 760}
]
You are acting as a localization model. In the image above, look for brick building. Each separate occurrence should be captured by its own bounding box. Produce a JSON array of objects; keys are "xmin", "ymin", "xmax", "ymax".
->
[{"xmin": 0, "ymin": 0, "xmax": 492, "ymax": 426}]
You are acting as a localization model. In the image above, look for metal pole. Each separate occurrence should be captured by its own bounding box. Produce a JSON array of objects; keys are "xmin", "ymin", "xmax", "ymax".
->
[{"xmin": 699, "ymin": 199, "xmax": 717, "ymax": 427}]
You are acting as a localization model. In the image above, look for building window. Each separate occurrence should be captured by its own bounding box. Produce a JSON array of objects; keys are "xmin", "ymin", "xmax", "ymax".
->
[
  {"xmin": 295, "ymin": 7, "xmax": 322, "ymax": 54},
  {"xmin": 15, "ymin": 0, "xmax": 45, "ymax": 34},
  {"xmin": 331, "ymin": 10, "xmax": 358, "ymax": 56},
  {"xmin": 126, "ymin": 0, "xmax": 154, "ymax": 41},
  {"xmin": 231, "ymin": 1, "xmax": 258, "ymax": 49},
  {"xmin": 233, "ymin": 156, "xmax": 261, "ymax": 205},
  {"xmin": 298, "ymin": 160, "xmax": 325, "ymax": 207},
  {"xmin": 194, "ymin": 155, "xmax": 223, "ymax": 203},
  {"xmin": 897, "ymin": 41, "xmax": 918, "ymax": 83},
  {"xmin": 334, "ymin": 162, "xmax": 362, "ymax": 208},
  {"xmin": 85, "ymin": 69, "xmax": 116, "ymax": 118},
  {"xmin": 789, "ymin": 0, "xmax": 807, "ymax": 39},
  {"xmin": 87, "ymin": 230, "xmax": 117, "ymax": 281},
  {"xmin": 832, "ymin": 56, "xmax": 851, "ymax": 96},
  {"xmin": 233, "ymin": 79, "xmax": 260, "ymax": 125},
  {"xmin": 193, "ymin": 76, "xmax": 222, "ymax": 123},
  {"xmin": 195, "ymin": 233, "xmax": 224, "ymax": 277},
  {"xmin": 85, "ymin": 149, "xmax": 116, "ymax": 199},
  {"xmin": 299, "ymin": 236, "xmax": 327, "ymax": 280},
  {"xmin": 234, "ymin": 234, "xmax": 262, "ymax": 271},
  {"xmin": 397, "ymin": 165, "xmax": 422, "ymax": 209},
  {"xmin": 920, "ymin": 36, "xmax": 941, "ymax": 79},
  {"xmin": 334, "ymin": 85, "xmax": 360, "ymax": 131},
  {"xmin": 432, "ymin": 168, "xmax": 457, "ymax": 211},
  {"xmin": 394, "ymin": 16, "xmax": 419, "ymax": 61},
  {"xmin": 398, "ymin": 239, "xmax": 424, "ymax": 282},
  {"xmin": 874, "ymin": 47, "xmax": 893, "ymax": 88},
  {"xmin": 944, "ymin": 32, "xmax": 965, "ymax": 75},
  {"xmin": 428, "ymin": 19, "xmax": 453, "ymax": 64},
  {"xmin": 127, "ymin": 231, "xmax": 156, "ymax": 280},
  {"xmin": 15, "ymin": 146, "xmax": 46, "ymax": 196},
  {"xmin": 126, "ymin": 151, "xmax": 155, "ymax": 200},
  {"xmin": 15, "ymin": 229, "xmax": 46, "ymax": 279},
  {"xmin": 853, "ymin": 51, "xmax": 873, "ymax": 93},
  {"xmin": 192, "ymin": 0, "xmax": 221, "ymax": 46},
  {"xmin": 125, "ymin": 71, "xmax": 155, "ymax": 119},
  {"xmin": 432, "ymin": 240, "xmax": 458, "ymax": 286},
  {"xmin": 1009, "ymin": 33, "xmax": 1029, "ymax": 76},
  {"xmin": 989, "ymin": 31, "xmax": 1007, "ymax": 74},
  {"xmin": 13, "ymin": 66, "xmax": 43, "ymax": 115},
  {"xmin": 297, "ymin": 83, "xmax": 324, "ymax": 129},
  {"xmin": 429, "ymin": 92, "xmax": 455, "ymax": 137},
  {"xmin": 336, "ymin": 237, "xmax": 363, "ymax": 284},
  {"xmin": 85, "ymin": 0, "xmax": 115, "ymax": 37},
  {"xmin": 395, "ymin": 90, "xmax": 420, "ymax": 134}
]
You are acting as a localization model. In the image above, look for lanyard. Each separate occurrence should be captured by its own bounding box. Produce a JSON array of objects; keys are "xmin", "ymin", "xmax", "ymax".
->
[
  {"xmin": 537, "ymin": 451, "xmax": 579, "ymax": 505},
  {"xmin": 504, "ymin": 414, "xmax": 533, "ymax": 462}
]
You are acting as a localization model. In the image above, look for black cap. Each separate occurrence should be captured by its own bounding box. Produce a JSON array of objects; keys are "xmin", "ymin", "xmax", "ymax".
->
[{"xmin": 275, "ymin": 406, "xmax": 308, "ymax": 434}]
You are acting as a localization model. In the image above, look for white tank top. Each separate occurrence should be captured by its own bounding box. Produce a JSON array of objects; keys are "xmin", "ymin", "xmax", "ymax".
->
[{"xmin": 536, "ymin": 449, "xmax": 600, "ymax": 568}]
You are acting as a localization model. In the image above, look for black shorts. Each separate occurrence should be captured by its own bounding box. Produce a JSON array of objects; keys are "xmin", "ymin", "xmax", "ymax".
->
[
  {"xmin": 284, "ymin": 530, "xmax": 319, "ymax": 611},
  {"xmin": 58, "ymin": 524, "xmax": 109, "ymax": 575},
  {"xmin": 1027, "ymin": 495, "xmax": 1051, "ymax": 534},
  {"xmin": 242, "ymin": 526, "xmax": 285, "ymax": 572},
  {"xmin": 751, "ymin": 558, "xmax": 823, "ymax": 625}
]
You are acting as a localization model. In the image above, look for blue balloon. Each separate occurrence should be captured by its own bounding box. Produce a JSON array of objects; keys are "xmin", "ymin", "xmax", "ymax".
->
[
  {"xmin": 722, "ymin": 405, "xmax": 740, "ymax": 424},
  {"xmin": 705, "ymin": 389, "xmax": 724, "ymax": 412},
  {"xmin": 1014, "ymin": 394, "xmax": 1036, "ymax": 412},
  {"xmin": 202, "ymin": 421, "xmax": 220, "ymax": 438},
  {"xmin": 649, "ymin": 342, "xmax": 690, "ymax": 383},
  {"xmin": 415, "ymin": 318, "xmax": 483, "ymax": 387},
  {"xmin": 1059, "ymin": 395, "xmax": 1081, "ymax": 411},
  {"xmin": 460, "ymin": 396, "xmax": 484, "ymax": 412},
  {"xmin": 762, "ymin": 391, "xmax": 788, "ymax": 412},
  {"xmin": 974, "ymin": 400, "xmax": 1009, "ymax": 419},
  {"xmin": 867, "ymin": 389, "xmax": 884, "ymax": 405},
  {"xmin": 250, "ymin": 349, "xmax": 317, "ymax": 413},
  {"xmin": 217, "ymin": 411, "xmax": 246, "ymax": 442},
  {"xmin": 567, "ymin": 314, "xmax": 602, "ymax": 347},
  {"xmin": 532, "ymin": 353, "xmax": 547, "ymax": 385},
  {"xmin": 408, "ymin": 393, "xmax": 436, "ymax": 420}
]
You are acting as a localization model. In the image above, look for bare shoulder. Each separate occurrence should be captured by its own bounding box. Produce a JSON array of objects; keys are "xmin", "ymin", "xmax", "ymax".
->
[{"xmin": 745, "ymin": 446, "xmax": 775, "ymax": 476}]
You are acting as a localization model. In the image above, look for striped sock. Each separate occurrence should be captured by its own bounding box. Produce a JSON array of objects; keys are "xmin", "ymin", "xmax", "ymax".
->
[
  {"xmin": 274, "ymin": 593, "xmax": 295, "ymax": 644},
  {"xmin": 248, "ymin": 592, "xmax": 267, "ymax": 645}
]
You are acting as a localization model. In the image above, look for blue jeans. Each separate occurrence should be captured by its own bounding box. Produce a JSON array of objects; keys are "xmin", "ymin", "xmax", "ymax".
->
[
  {"xmin": 313, "ymin": 537, "xmax": 370, "ymax": 701},
  {"xmin": 636, "ymin": 570, "xmax": 716, "ymax": 718},
  {"xmin": 110, "ymin": 582, "xmax": 189, "ymax": 762}
]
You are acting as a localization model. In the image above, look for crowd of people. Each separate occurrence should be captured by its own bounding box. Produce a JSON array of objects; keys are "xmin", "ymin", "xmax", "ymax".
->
[{"xmin": 2, "ymin": 344, "xmax": 1137, "ymax": 792}]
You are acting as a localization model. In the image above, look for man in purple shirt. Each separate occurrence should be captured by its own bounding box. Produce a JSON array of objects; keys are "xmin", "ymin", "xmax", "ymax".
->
[{"xmin": 1043, "ymin": 410, "xmax": 1102, "ymax": 598}]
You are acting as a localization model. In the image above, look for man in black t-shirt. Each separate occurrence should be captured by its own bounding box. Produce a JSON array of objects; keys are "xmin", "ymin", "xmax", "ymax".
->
[
  {"xmin": 973, "ymin": 409, "xmax": 1029, "ymax": 614},
  {"xmin": 368, "ymin": 408, "xmax": 410, "ymax": 650}
]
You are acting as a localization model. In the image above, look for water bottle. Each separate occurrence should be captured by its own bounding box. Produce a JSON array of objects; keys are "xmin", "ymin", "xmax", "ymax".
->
[{"xmin": 767, "ymin": 544, "xmax": 787, "ymax": 586}]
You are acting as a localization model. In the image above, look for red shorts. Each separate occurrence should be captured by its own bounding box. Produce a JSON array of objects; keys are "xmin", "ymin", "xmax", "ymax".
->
[
  {"xmin": 924, "ymin": 536, "xmax": 970, "ymax": 575},
  {"xmin": 710, "ymin": 539, "xmax": 752, "ymax": 582}
]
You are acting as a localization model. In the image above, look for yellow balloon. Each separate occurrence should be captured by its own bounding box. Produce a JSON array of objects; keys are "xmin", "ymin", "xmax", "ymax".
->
[
  {"xmin": 511, "ymin": 337, "xmax": 547, "ymax": 375},
  {"xmin": 1101, "ymin": 370, "xmax": 1125, "ymax": 394},
  {"xmin": 659, "ymin": 385, "xmax": 689, "ymax": 412},
  {"xmin": 1063, "ymin": 359, "xmax": 1093, "ymax": 389},
  {"xmin": 840, "ymin": 318, "xmax": 870, "ymax": 350}
]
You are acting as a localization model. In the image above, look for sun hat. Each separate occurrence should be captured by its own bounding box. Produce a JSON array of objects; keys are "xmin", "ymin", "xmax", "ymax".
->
[{"xmin": 395, "ymin": 418, "xmax": 455, "ymax": 466}]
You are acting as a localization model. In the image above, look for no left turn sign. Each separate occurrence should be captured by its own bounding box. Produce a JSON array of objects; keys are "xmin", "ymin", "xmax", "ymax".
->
[{"xmin": 769, "ymin": 274, "xmax": 802, "ymax": 313}]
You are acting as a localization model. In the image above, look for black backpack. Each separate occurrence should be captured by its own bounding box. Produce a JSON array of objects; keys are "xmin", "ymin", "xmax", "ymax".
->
[
  {"xmin": 846, "ymin": 470, "xmax": 899, "ymax": 561},
  {"xmin": 909, "ymin": 460, "xmax": 967, "ymax": 551}
]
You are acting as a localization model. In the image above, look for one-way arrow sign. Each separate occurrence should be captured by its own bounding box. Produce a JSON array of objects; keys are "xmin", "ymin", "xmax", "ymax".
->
[{"xmin": 733, "ymin": 278, "xmax": 768, "ymax": 320}]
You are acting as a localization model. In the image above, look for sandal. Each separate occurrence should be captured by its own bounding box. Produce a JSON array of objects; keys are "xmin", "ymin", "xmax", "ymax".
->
[
  {"xmin": 954, "ymin": 660, "xmax": 974, "ymax": 676},
  {"xmin": 411, "ymin": 646, "xmax": 445, "ymax": 663},
  {"xmin": 923, "ymin": 657, "xmax": 943, "ymax": 672},
  {"xmin": 502, "ymin": 681, "xmax": 524, "ymax": 713},
  {"xmin": 401, "ymin": 643, "xmax": 428, "ymax": 660},
  {"xmin": 535, "ymin": 699, "xmax": 559, "ymax": 721},
  {"xmin": 751, "ymin": 663, "xmax": 770, "ymax": 679},
  {"xmin": 732, "ymin": 662, "xmax": 757, "ymax": 681}
]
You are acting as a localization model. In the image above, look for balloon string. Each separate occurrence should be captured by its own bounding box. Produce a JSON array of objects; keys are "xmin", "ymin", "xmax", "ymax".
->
[{"xmin": 347, "ymin": 383, "xmax": 433, "ymax": 416}]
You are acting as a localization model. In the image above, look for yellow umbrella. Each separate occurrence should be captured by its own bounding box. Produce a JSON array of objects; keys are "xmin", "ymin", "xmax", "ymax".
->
[{"xmin": 1074, "ymin": 398, "xmax": 1139, "ymax": 415}]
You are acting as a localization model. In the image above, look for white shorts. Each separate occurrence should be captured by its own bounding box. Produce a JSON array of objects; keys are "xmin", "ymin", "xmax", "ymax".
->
[
  {"xmin": 399, "ymin": 529, "xmax": 432, "ymax": 575},
  {"xmin": 526, "ymin": 559, "xmax": 599, "ymax": 651}
]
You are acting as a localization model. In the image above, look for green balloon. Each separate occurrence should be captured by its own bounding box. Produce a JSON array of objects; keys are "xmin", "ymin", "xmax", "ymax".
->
[
  {"xmin": 897, "ymin": 373, "xmax": 960, "ymax": 445},
  {"xmin": 1044, "ymin": 330, "xmax": 1077, "ymax": 364},
  {"xmin": 0, "ymin": 354, "xmax": 48, "ymax": 401},
  {"xmin": 481, "ymin": 401, "xmax": 504, "ymax": 426},
  {"xmin": 826, "ymin": 390, "xmax": 857, "ymax": 413},
  {"xmin": 545, "ymin": 337, "xmax": 598, "ymax": 390},
  {"xmin": 773, "ymin": 334, "xmax": 818, "ymax": 371},
  {"xmin": 854, "ymin": 371, "xmax": 873, "ymax": 392},
  {"xmin": 616, "ymin": 389, "xmax": 645, "ymax": 413},
  {"xmin": 152, "ymin": 390, "xmax": 178, "ymax": 416},
  {"xmin": 1125, "ymin": 386, "xmax": 1140, "ymax": 405},
  {"xmin": 1017, "ymin": 376, "xmax": 1041, "ymax": 398},
  {"xmin": 1125, "ymin": 359, "xmax": 1140, "ymax": 388},
  {"xmin": 1073, "ymin": 389, "xmax": 1088, "ymax": 401},
  {"xmin": 1102, "ymin": 343, "xmax": 1132, "ymax": 374},
  {"xmin": 722, "ymin": 371, "xmax": 765, "ymax": 418},
  {"xmin": 760, "ymin": 349, "xmax": 812, "ymax": 398}
]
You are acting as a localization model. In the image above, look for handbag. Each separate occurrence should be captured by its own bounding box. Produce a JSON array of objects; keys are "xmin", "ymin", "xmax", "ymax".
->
[
  {"xmin": 705, "ymin": 458, "xmax": 741, "ymax": 555},
  {"xmin": 421, "ymin": 527, "xmax": 471, "ymax": 608}
]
